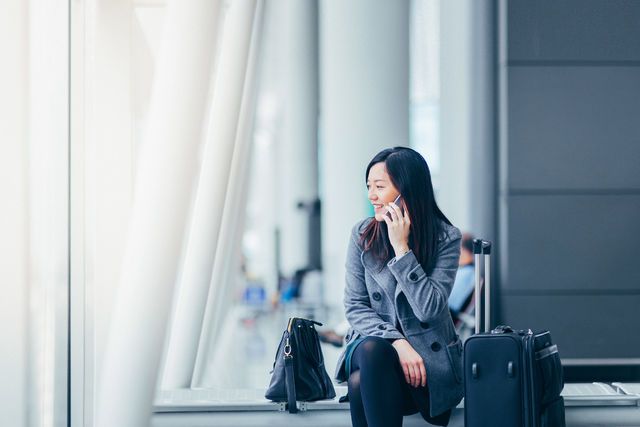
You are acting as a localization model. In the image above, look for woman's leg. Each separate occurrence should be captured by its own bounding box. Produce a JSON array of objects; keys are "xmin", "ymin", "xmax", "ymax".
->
[
  {"xmin": 407, "ymin": 385, "xmax": 452, "ymax": 426},
  {"xmin": 347, "ymin": 369, "xmax": 367, "ymax": 427},
  {"xmin": 347, "ymin": 337, "xmax": 406, "ymax": 427}
]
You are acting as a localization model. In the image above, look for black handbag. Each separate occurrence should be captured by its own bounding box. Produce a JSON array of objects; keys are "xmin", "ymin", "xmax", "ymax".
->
[{"xmin": 265, "ymin": 317, "xmax": 336, "ymax": 413}]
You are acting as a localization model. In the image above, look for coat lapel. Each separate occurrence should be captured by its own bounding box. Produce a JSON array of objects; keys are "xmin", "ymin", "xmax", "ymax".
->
[{"xmin": 361, "ymin": 249, "xmax": 398, "ymax": 303}]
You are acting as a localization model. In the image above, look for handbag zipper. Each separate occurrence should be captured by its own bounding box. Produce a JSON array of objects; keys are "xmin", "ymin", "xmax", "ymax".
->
[{"xmin": 287, "ymin": 317, "xmax": 323, "ymax": 333}]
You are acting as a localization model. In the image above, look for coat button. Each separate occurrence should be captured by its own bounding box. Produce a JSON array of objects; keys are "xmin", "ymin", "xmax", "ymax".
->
[
  {"xmin": 377, "ymin": 324, "xmax": 386, "ymax": 330},
  {"xmin": 420, "ymin": 322, "xmax": 429, "ymax": 329},
  {"xmin": 372, "ymin": 292, "xmax": 382, "ymax": 301},
  {"xmin": 409, "ymin": 272, "xmax": 418, "ymax": 281},
  {"xmin": 431, "ymin": 342, "xmax": 442, "ymax": 352}
]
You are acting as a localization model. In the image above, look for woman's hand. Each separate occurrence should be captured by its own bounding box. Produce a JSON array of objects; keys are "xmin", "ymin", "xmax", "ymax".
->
[
  {"xmin": 392, "ymin": 339, "xmax": 427, "ymax": 388},
  {"xmin": 383, "ymin": 201, "xmax": 411, "ymax": 257}
]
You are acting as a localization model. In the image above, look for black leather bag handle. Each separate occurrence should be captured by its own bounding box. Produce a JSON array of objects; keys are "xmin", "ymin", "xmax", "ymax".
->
[
  {"xmin": 283, "ymin": 330, "xmax": 298, "ymax": 413},
  {"xmin": 284, "ymin": 353, "xmax": 297, "ymax": 413}
]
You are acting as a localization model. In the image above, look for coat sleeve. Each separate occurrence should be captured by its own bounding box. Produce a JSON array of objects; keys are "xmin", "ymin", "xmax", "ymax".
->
[
  {"xmin": 344, "ymin": 225, "xmax": 404, "ymax": 340},
  {"xmin": 387, "ymin": 226, "xmax": 462, "ymax": 323}
]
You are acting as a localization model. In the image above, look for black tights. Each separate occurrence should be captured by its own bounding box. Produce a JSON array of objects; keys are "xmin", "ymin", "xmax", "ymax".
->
[{"xmin": 347, "ymin": 337, "xmax": 451, "ymax": 427}]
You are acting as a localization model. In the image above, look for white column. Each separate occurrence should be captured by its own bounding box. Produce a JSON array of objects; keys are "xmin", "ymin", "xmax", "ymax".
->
[
  {"xmin": 320, "ymin": 0, "xmax": 410, "ymax": 309},
  {"xmin": 28, "ymin": 1, "xmax": 70, "ymax": 425},
  {"xmin": 468, "ymin": 0, "xmax": 496, "ymax": 240},
  {"xmin": 439, "ymin": 0, "xmax": 495, "ymax": 237},
  {"xmin": 0, "ymin": 1, "xmax": 28, "ymax": 425},
  {"xmin": 69, "ymin": 0, "xmax": 89, "ymax": 425},
  {"xmin": 161, "ymin": 0, "xmax": 254, "ymax": 389},
  {"xmin": 439, "ymin": 0, "xmax": 472, "ymax": 232},
  {"xmin": 278, "ymin": 0, "xmax": 319, "ymax": 277},
  {"xmin": 82, "ymin": 2, "xmax": 135, "ymax": 425},
  {"xmin": 95, "ymin": 0, "xmax": 222, "ymax": 425},
  {"xmin": 242, "ymin": 0, "xmax": 284, "ymax": 297},
  {"xmin": 189, "ymin": 0, "xmax": 263, "ymax": 388}
]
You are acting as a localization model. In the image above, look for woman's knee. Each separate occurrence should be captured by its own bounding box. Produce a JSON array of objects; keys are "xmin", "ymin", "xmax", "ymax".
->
[
  {"xmin": 348, "ymin": 369, "xmax": 363, "ymax": 400},
  {"xmin": 354, "ymin": 336, "xmax": 398, "ymax": 370},
  {"xmin": 348, "ymin": 369, "xmax": 361, "ymax": 389}
]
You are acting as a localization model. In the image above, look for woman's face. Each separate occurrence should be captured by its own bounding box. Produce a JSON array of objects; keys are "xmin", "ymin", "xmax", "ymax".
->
[{"xmin": 366, "ymin": 162, "xmax": 401, "ymax": 222}]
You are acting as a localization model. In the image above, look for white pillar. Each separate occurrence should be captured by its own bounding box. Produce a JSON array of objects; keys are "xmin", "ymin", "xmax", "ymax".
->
[
  {"xmin": 242, "ymin": 0, "xmax": 284, "ymax": 297},
  {"xmin": 28, "ymin": 1, "xmax": 70, "ymax": 425},
  {"xmin": 69, "ymin": 1, "xmax": 90, "ymax": 424},
  {"xmin": 0, "ymin": 1, "xmax": 28, "ymax": 425},
  {"xmin": 95, "ymin": 0, "xmax": 222, "ymax": 425},
  {"xmin": 82, "ymin": 2, "xmax": 135, "ymax": 424},
  {"xmin": 439, "ymin": 0, "xmax": 472, "ymax": 232},
  {"xmin": 320, "ymin": 1, "xmax": 410, "ymax": 309},
  {"xmin": 189, "ymin": 0, "xmax": 263, "ymax": 388},
  {"xmin": 161, "ymin": 0, "xmax": 255, "ymax": 389},
  {"xmin": 278, "ymin": 0, "xmax": 319, "ymax": 277},
  {"xmin": 468, "ymin": 0, "xmax": 496, "ymax": 240},
  {"xmin": 439, "ymin": 0, "xmax": 495, "ymax": 237}
]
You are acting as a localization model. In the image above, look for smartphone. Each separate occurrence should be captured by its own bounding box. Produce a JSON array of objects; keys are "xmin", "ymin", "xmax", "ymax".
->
[{"xmin": 386, "ymin": 194, "xmax": 404, "ymax": 219}]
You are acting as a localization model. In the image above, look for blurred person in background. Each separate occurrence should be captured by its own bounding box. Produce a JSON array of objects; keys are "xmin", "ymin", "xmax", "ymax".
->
[{"xmin": 448, "ymin": 233, "xmax": 475, "ymax": 315}]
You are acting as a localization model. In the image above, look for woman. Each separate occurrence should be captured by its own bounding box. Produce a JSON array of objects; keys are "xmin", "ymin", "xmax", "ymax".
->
[{"xmin": 334, "ymin": 147, "xmax": 463, "ymax": 426}]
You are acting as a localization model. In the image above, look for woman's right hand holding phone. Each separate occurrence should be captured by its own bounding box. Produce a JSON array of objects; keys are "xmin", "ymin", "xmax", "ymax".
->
[
  {"xmin": 383, "ymin": 199, "xmax": 411, "ymax": 258},
  {"xmin": 392, "ymin": 338, "xmax": 427, "ymax": 388}
]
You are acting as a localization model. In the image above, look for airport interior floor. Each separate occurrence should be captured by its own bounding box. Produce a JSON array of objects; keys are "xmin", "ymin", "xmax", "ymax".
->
[{"xmin": 152, "ymin": 305, "xmax": 640, "ymax": 426}]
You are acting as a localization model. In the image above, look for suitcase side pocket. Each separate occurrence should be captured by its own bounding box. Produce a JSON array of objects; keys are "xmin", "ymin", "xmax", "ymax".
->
[
  {"xmin": 536, "ymin": 345, "xmax": 564, "ymax": 406},
  {"xmin": 541, "ymin": 396, "xmax": 566, "ymax": 427}
]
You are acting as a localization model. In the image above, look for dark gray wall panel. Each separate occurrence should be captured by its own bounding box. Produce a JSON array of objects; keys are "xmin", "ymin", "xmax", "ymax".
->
[
  {"xmin": 508, "ymin": 0, "xmax": 640, "ymax": 61},
  {"xmin": 508, "ymin": 66, "xmax": 640, "ymax": 190},
  {"xmin": 503, "ymin": 195, "xmax": 640, "ymax": 291},
  {"xmin": 501, "ymin": 294, "xmax": 640, "ymax": 358},
  {"xmin": 499, "ymin": 0, "xmax": 640, "ymax": 365}
]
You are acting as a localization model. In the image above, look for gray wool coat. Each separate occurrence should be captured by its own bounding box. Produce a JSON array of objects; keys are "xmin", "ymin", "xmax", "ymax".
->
[{"xmin": 334, "ymin": 217, "xmax": 464, "ymax": 417}]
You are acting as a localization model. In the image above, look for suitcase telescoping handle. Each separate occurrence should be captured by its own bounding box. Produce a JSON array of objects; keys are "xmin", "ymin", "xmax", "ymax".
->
[{"xmin": 473, "ymin": 239, "xmax": 492, "ymax": 334}]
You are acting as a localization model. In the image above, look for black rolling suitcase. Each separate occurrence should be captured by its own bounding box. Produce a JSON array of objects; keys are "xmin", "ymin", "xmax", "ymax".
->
[{"xmin": 463, "ymin": 239, "xmax": 566, "ymax": 427}]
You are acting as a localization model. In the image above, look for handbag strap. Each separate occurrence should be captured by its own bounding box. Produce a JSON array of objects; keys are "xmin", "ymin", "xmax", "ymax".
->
[
  {"xmin": 284, "ymin": 353, "xmax": 297, "ymax": 413},
  {"xmin": 283, "ymin": 331, "xmax": 297, "ymax": 413}
]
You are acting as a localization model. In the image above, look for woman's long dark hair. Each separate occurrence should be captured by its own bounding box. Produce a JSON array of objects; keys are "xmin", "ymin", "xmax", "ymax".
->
[{"xmin": 360, "ymin": 146, "xmax": 452, "ymax": 274}]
